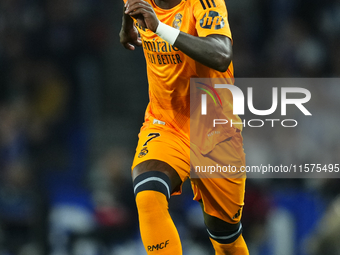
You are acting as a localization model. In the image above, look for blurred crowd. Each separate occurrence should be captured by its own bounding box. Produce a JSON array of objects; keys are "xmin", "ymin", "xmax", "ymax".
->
[{"xmin": 0, "ymin": 0, "xmax": 339, "ymax": 255}]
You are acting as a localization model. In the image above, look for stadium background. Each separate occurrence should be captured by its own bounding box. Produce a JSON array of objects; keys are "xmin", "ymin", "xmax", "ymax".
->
[{"xmin": 0, "ymin": 0, "xmax": 340, "ymax": 254}]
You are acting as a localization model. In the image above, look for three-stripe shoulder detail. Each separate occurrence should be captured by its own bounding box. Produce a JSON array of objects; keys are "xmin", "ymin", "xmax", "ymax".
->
[{"xmin": 199, "ymin": 0, "xmax": 216, "ymax": 9}]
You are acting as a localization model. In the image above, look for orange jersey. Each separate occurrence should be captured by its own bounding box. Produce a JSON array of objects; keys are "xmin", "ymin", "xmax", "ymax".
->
[{"xmin": 123, "ymin": 0, "xmax": 243, "ymax": 152}]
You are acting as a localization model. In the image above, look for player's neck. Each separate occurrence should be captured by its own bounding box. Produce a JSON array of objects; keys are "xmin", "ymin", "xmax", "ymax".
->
[{"xmin": 154, "ymin": 0, "xmax": 182, "ymax": 9}]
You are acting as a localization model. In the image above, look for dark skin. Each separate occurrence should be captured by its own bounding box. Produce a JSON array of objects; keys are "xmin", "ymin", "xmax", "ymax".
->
[{"xmin": 122, "ymin": 0, "xmax": 239, "ymax": 233}]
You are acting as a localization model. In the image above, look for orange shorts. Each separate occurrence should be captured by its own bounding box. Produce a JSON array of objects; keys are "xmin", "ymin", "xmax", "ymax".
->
[{"xmin": 132, "ymin": 117, "xmax": 246, "ymax": 224}]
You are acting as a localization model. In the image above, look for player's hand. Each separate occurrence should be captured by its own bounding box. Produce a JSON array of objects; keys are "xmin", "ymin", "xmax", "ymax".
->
[
  {"xmin": 125, "ymin": 0, "xmax": 159, "ymax": 32},
  {"xmin": 119, "ymin": 22, "xmax": 142, "ymax": 51}
]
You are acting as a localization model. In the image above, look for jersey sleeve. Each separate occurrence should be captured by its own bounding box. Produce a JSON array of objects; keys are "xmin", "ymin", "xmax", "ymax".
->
[{"xmin": 192, "ymin": 0, "xmax": 232, "ymax": 39}]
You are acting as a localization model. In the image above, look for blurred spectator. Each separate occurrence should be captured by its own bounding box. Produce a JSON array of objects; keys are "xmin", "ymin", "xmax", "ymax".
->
[
  {"xmin": 304, "ymin": 180, "xmax": 340, "ymax": 255},
  {"xmin": 88, "ymin": 147, "xmax": 137, "ymax": 246}
]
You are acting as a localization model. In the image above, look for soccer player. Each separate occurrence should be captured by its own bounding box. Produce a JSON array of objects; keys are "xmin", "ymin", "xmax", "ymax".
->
[{"xmin": 120, "ymin": 0, "xmax": 248, "ymax": 254}]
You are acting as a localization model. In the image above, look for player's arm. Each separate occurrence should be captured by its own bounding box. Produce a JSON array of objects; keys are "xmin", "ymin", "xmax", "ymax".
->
[
  {"xmin": 175, "ymin": 34, "xmax": 232, "ymax": 72},
  {"xmin": 125, "ymin": 0, "xmax": 232, "ymax": 72},
  {"xmin": 120, "ymin": 5, "xmax": 142, "ymax": 50}
]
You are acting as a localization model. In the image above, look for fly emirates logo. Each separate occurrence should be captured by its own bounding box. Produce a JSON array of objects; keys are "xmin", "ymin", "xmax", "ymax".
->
[
  {"xmin": 142, "ymin": 37, "xmax": 183, "ymax": 65},
  {"xmin": 136, "ymin": 22, "xmax": 183, "ymax": 65}
]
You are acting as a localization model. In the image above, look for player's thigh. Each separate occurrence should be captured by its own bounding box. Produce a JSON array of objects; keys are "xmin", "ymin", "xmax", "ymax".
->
[
  {"xmin": 191, "ymin": 134, "xmax": 246, "ymax": 226},
  {"xmin": 133, "ymin": 160, "xmax": 182, "ymax": 194},
  {"xmin": 132, "ymin": 124, "xmax": 190, "ymax": 194},
  {"xmin": 192, "ymin": 177, "xmax": 245, "ymax": 228},
  {"xmin": 198, "ymin": 200, "xmax": 241, "ymax": 232}
]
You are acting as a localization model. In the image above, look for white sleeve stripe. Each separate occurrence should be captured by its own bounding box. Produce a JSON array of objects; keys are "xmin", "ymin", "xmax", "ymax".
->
[
  {"xmin": 134, "ymin": 177, "xmax": 170, "ymax": 199},
  {"xmin": 207, "ymin": 223, "xmax": 242, "ymax": 240}
]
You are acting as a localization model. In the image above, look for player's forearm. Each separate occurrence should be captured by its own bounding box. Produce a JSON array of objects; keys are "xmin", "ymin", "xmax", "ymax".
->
[{"xmin": 174, "ymin": 33, "xmax": 232, "ymax": 72}]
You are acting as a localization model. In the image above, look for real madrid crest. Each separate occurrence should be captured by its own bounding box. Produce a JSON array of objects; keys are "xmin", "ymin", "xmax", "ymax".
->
[
  {"xmin": 138, "ymin": 147, "xmax": 149, "ymax": 158},
  {"xmin": 172, "ymin": 13, "xmax": 183, "ymax": 29}
]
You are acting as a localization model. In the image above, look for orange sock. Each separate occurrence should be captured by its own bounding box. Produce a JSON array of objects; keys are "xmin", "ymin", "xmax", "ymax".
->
[
  {"xmin": 136, "ymin": 190, "xmax": 182, "ymax": 254},
  {"xmin": 210, "ymin": 234, "xmax": 249, "ymax": 255}
]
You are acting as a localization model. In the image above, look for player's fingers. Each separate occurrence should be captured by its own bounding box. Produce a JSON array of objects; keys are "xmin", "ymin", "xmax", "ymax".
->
[
  {"xmin": 127, "ymin": 7, "xmax": 152, "ymax": 17},
  {"xmin": 126, "ymin": 7, "xmax": 144, "ymax": 16},
  {"xmin": 135, "ymin": 37, "xmax": 142, "ymax": 46},
  {"xmin": 123, "ymin": 42, "xmax": 135, "ymax": 51},
  {"xmin": 125, "ymin": 1, "xmax": 152, "ymax": 14}
]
